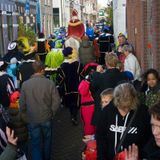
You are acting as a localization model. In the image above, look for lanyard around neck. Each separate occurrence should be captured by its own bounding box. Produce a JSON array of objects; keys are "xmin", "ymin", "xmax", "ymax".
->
[{"xmin": 114, "ymin": 112, "xmax": 130, "ymax": 154}]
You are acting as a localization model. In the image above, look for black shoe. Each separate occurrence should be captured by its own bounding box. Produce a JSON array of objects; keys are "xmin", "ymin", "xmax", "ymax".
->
[{"xmin": 71, "ymin": 118, "xmax": 78, "ymax": 126}]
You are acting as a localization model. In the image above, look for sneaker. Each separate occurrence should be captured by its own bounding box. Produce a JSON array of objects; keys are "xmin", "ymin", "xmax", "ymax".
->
[{"xmin": 71, "ymin": 118, "xmax": 78, "ymax": 126}]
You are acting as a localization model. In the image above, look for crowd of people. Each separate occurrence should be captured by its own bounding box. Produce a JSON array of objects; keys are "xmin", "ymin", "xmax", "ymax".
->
[{"xmin": 1, "ymin": 9, "xmax": 160, "ymax": 160}]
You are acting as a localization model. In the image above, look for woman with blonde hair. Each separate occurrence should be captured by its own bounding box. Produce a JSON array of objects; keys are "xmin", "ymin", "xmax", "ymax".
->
[{"xmin": 96, "ymin": 83, "xmax": 152, "ymax": 160}]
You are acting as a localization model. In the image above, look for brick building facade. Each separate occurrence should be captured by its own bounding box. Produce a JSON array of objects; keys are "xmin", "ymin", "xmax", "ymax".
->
[{"xmin": 126, "ymin": 0, "xmax": 160, "ymax": 72}]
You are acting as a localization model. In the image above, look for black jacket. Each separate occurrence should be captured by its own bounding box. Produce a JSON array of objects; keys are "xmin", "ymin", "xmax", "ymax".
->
[
  {"xmin": 3, "ymin": 51, "xmax": 24, "ymax": 63},
  {"xmin": 96, "ymin": 102, "xmax": 152, "ymax": 160},
  {"xmin": 0, "ymin": 73, "xmax": 15, "ymax": 108},
  {"xmin": 90, "ymin": 68, "xmax": 127, "ymax": 125},
  {"xmin": 98, "ymin": 33, "xmax": 114, "ymax": 53},
  {"xmin": 8, "ymin": 108, "xmax": 28, "ymax": 143},
  {"xmin": 56, "ymin": 61, "xmax": 83, "ymax": 94},
  {"xmin": 143, "ymin": 137, "xmax": 160, "ymax": 160},
  {"xmin": 37, "ymin": 38, "xmax": 46, "ymax": 53},
  {"xmin": 18, "ymin": 61, "xmax": 34, "ymax": 87}
]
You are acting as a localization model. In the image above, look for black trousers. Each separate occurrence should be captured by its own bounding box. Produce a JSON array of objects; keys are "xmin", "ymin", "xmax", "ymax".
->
[
  {"xmin": 99, "ymin": 52, "xmax": 106, "ymax": 65},
  {"xmin": 64, "ymin": 93, "xmax": 79, "ymax": 120},
  {"xmin": 38, "ymin": 53, "xmax": 47, "ymax": 63}
]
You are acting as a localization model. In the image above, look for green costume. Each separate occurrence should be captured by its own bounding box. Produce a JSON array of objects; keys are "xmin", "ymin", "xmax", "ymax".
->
[
  {"xmin": 45, "ymin": 49, "xmax": 64, "ymax": 81},
  {"xmin": 45, "ymin": 49, "xmax": 64, "ymax": 69}
]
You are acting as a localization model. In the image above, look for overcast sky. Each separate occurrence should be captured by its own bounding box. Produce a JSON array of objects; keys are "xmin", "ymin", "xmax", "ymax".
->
[{"xmin": 98, "ymin": 0, "xmax": 111, "ymax": 5}]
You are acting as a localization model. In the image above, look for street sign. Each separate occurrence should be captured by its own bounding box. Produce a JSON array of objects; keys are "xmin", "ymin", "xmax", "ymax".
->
[
  {"xmin": 25, "ymin": 0, "xmax": 30, "ymax": 15},
  {"xmin": 99, "ymin": 10, "xmax": 104, "ymax": 16}
]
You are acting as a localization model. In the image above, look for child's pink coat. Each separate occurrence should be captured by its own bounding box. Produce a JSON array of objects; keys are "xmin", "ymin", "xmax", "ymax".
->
[{"xmin": 78, "ymin": 80, "xmax": 95, "ymax": 135}]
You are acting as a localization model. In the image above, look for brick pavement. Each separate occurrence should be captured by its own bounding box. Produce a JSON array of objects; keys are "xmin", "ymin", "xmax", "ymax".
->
[{"xmin": 51, "ymin": 107, "xmax": 85, "ymax": 160}]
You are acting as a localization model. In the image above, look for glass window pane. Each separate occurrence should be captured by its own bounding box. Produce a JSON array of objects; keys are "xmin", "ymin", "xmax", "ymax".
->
[
  {"xmin": 7, "ymin": 12, "xmax": 13, "ymax": 42},
  {"xmin": 0, "ymin": 10, "xmax": 4, "ymax": 57}
]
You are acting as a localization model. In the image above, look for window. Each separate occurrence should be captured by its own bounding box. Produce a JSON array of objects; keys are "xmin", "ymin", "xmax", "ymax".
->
[
  {"xmin": 21, "ymin": 6, "xmax": 23, "ymax": 13},
  {"xmin": 7, "ymin": 12, "xmax": 13, "ymax": 42},
  {"xmin": 43, "ymin": 15, "xmax": 46, "ymax": 33},
  {"xmin": 0, "ymin": 10, "xmax": 4, "ymax": 57},
  {"xmin": 47, "ymin": 15, "xmax": 50, "ymax": 34},
  {"xmin": 45, "ymin": 0, "xmax": 47, "ymax": 5},
  {"xmin": 48, "ymin": 0, "xmax": 50, "ymax": 5},
  {"xmin": 33, "ymin": 16, "xmax": 35, "ymax": 23},
  {"xmin": 17, "ymin": 6, "xmax": 20, "ymax": 13},
  {"xmin": 53, "ymin": 8, "xmax": 59, "ymax": 27}
]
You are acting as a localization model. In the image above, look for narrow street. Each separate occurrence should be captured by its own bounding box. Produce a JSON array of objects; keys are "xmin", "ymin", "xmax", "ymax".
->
[
  {"xmin": 52, "ymin": 107, "xmax": 85, "ymax": 160},
  {"xmin": 0, "ymin": 0, "xmax": 160, "ymax": 160}
]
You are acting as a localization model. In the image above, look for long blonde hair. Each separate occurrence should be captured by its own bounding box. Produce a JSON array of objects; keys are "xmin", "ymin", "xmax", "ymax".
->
[{"xmin": 113, "ymin": 83, "xmax": 139, "ymax": 110}]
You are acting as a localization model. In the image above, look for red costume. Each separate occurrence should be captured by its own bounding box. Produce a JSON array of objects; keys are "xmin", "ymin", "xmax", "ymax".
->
[
  {"xmin": 79, "ymin": 80, "xmax": 95, "ymax": 135},
  {"xmin": 68, "ymin": 9, "xmax": 85, "ymax": 38},
  {"xmin": 78, "ymin": 63, "xmax": 98, "ymax": 135}
]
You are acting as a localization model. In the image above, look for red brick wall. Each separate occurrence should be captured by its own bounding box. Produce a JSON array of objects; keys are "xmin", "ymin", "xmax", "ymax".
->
[
  {"xmin": 152, "ymin": 0, "xmax": 160, "ymax": 69},
  {"xmin": 126, "ymin": 0, "xmax": 160, "ymax": 72}
]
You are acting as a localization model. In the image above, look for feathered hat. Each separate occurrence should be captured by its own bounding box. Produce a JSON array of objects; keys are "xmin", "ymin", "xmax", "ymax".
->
[{"xmin": 8, "ymin": 42, "xmax": 17, "ymax": 51}]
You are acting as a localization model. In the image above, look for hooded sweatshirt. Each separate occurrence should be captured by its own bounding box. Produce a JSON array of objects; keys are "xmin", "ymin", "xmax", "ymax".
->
[
  {"xmin": 78, "ymin": 80, "xmax": 94, "ymax": 104},
  {"xmin": 96, "ymin": 101, "xmax": 151, "ymax": 160}
]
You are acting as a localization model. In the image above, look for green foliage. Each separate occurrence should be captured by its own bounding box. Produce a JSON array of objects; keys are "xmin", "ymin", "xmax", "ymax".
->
[
  {"xmin": 107, "ymin": 7, "xmax": 113, "ymax": 25},
  {"xmin": 105, "ymin": 2, "xmax": 113, "ymax": 26},
  {"xmin": 18, "ymin": 22, "xmax": 36, "ymax": 46}
]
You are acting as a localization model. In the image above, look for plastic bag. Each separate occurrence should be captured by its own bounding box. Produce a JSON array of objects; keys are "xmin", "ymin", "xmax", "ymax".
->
[{"xmin": 84, "ymin": 140, "xmax": 97, "ymax": 160}]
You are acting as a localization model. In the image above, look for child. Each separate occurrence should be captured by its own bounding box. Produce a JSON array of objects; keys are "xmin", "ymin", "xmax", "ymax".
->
[
  {"xmin": 141, "ymin": 68, "xmax": 160, "ymax": 108},
  {"xmin": 7, "ymin": 57, "xmax": 19, "ymax": 89},
  {"xmin": 100, "ymin": 88, "xmax": 114, "ymax": 109},
  {"xmin": 79, "ymin": 63, "xmax": 98, "ymax": 160},
  {"xmin": 8, "ymin": 91, "xmax": 28, "ymax": 157},
  {"xmin": 79, "ymin": 62, "xmax": 98, "ymax": 136}
]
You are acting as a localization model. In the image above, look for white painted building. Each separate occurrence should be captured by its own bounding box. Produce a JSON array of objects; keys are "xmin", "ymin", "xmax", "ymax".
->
[
  {"xmin": 64, "ymin": 0, "xmax": 82, "ymax": 27},
  {"xmin": 83, "ymin": 0, "xmax": 97, "ymax": 25},
  {"xmin": 52, "ymin": 0, "xmax": 82, "ymax": 28},
  {"xmin": 53, "ymin": 0, "xmax": 63, "ymax": 28},
  {"xmin": 113, "ymin": 0, "xmax": 127, "ymax": 42}
]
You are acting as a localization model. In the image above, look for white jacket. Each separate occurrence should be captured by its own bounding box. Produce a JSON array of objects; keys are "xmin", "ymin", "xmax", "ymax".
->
[{"xmin": 124, "ymin": 53, "xmax": 141, "ymax": 80}]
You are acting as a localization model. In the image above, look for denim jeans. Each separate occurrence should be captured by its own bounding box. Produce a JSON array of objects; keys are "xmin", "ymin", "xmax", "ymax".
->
[{"xmin": 28, "ymin": 120, "xmax": 52, "ymax": 160}]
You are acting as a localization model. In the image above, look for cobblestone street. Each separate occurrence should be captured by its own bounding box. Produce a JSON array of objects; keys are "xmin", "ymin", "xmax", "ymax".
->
[{"xmin": 52, "ymin": 107, "xmax": 85, "ymax": 160}]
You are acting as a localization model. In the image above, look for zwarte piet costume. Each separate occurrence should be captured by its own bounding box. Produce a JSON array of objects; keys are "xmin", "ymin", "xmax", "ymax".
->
[{"xmin": 56, "ymin": 47, "xmax": 83, "ymax": 124}]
